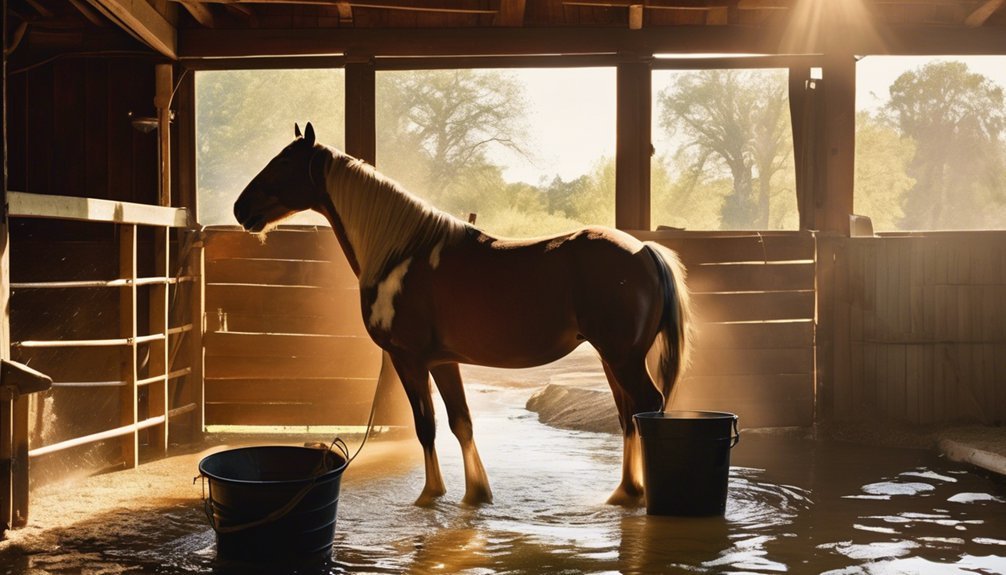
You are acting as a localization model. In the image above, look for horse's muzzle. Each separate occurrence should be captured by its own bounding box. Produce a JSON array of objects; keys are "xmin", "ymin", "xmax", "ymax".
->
[{"xmin": 233, "ymin": 195, "xmax": 264, "ymax": 232}]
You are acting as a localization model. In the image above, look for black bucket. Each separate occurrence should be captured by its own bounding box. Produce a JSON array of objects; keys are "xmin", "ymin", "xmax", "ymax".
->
[
  {"xmin": 198, "ymin": 444, "xmax": 349, "ymax": 564},
  {"xmin": 634, "ymin": 411, "xmax": 739, "ymax": 516}
]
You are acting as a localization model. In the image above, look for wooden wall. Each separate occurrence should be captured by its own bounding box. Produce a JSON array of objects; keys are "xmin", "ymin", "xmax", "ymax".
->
[
  {"xmin": 3, "ymin": 57, "xmax": 199, "ymax": 482},
  {"xmin": 203, "ymin": 227, "xmax": 406, "ymax": 427},
  {"xmin": 640, "ymin": 231, "xmax": 817, "ymax": 428},
  {"xmin": 205, "ymin": 228, "xmax": 817, "ymax": 430},
  {"xmin": 7, "ymin": 57, "xmax": 162, "ymax": 205},
  {"xmin": 831, "ymin": 232, "xmax": 1006, "ymax": 425}
]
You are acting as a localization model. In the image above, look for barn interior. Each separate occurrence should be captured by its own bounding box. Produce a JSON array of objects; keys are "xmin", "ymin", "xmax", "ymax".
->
[{"xmin": 0, "ymin": 0, "xmax": 1005, "ymax": 573}]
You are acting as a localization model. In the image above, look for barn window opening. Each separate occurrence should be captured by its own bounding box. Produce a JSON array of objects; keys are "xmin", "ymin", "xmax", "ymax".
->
[
  {"xmin": 855, "ymin": 55, "xmax": 1006, "ymax": 231},
  {"xmin": 375, "ymin": 67, "xmax": 616, "ymax": 236},
  {"xmin": 650, "ymin": 68, "xmax": 799, "ymax": 231},
  {"xmin": 195, "ymin": 68, "xmax": 346, "ymax": 227}
]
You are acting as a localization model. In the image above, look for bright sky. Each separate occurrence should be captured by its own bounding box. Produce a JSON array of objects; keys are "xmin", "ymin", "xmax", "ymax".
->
[
  {"xmin": 489, "ymin": 57, "xmax": 1006, "ymax": 185},
  {"xmin": 489, "ymin": 68, "xmax": 616, "ymax": 185}
]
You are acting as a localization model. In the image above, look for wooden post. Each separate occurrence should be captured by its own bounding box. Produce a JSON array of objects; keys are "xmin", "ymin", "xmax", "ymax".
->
[
  {"xmin": 189, "ymin": 235, "xmax": 205, "ymax": 434},
  {"xmin": 155, "ymin": 64, "xmax": 172, "ymax": 208},
  {"xmin": 819, "ymin": 52, "xmax": 855, "ymax": 235},
  {"xmin": 150, "ymin": 63, "xmax": 173, "ymax": 452},
  {"xmin": 615, "ymin": 59, "xmax": 651, "ymax": 231},
  {"xmin": 119, "ymin": 225, "xmax": 138, "ymax": 468},
  {"xmin": 813, "ymin": 6, "xmax": 858, "ymax": 423},
  {"xmin": 0, "ymin": 0, "xmax": 13, "ymax": 535},
  {"xmin": 148, "ymin": 227, "xmax": 170, "ymax": 453},
  {"xmin": 345, "ymin": 61, "xmax": 376, "ymax": 165},
  {"xmin": 175, "ymin": 69, "xmax": 204, "ymax": 439}
]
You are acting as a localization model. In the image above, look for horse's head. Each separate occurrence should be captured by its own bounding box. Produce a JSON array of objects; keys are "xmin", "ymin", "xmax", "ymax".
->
[{"xmin": 234, "ymin": 122, "xmax": 323, "ymax": 233}]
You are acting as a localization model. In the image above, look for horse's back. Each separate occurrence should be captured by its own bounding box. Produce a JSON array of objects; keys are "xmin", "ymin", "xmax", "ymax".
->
[{"xmin": 419, "ymin": 226, "xmax": 660, "ymax": 367}]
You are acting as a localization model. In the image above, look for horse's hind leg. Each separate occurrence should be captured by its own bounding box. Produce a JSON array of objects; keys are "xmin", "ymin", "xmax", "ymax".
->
[
  {"xmin": 601, "ymin": 357, "xmax": 662, "ymax": 506},
  {"xmin": 390, "ymin": 353, "xmax": 446, "ymax": 506},
  {"xmin": 431, "ymin": 363, "xmax": 493, "ymax": 505}
]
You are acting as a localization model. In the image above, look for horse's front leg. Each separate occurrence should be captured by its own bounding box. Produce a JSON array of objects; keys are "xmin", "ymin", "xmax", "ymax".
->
[
  {"xmin": 389, "ymin": 353, "xmax": 446, "ymax": 506},
  {"xmin": 431, "ymin": 363, "xmax": 493, "ymax": 506}
]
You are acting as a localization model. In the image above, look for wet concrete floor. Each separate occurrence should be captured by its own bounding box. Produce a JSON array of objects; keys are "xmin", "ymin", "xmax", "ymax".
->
[{"xmin": 1, "ymin": 381, "xmax": 1005, "ymax": 574}]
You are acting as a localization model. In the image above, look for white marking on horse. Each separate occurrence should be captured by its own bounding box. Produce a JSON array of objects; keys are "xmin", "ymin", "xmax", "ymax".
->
[
  {"xmin": 369, "ymin": 257, "xmax": 413, "ymax": 331},
  {"xmin": 429, "ymin": 240, "xmax": 445, "ymax": 269}
]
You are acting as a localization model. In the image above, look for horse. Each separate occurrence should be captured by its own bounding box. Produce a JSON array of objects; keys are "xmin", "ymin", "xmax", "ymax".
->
[{"xmin": 234, "ymin": 123, "xmax": 691, "ymax": 507}]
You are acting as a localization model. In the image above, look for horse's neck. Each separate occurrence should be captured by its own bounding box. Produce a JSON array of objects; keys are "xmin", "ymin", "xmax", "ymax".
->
[{"xmin": 322, "ymin": 151, "xmax": 461, "ymax": 287}]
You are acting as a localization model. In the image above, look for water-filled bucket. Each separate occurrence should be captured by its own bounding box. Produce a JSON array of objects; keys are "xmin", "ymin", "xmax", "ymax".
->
[
  {"xmin": 198, "ymin": 444, "xmax": 349, "ymax": 563},
  {"xmin": 634, "ymin": 411, "xmax": 739, "ymax": 516}
]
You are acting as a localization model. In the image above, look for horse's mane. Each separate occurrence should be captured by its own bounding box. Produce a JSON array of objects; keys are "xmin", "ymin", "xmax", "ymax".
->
[{"xmin": 323, "ymin": 147, "xmax": 470, "ymax": 287}]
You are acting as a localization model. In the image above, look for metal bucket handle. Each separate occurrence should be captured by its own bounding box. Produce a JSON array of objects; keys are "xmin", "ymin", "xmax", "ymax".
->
[
  {"xmin": 730, "ymin": 415, "xmax": 740, "ymax": 448},
  {"xmin": 197, "ymin": 437, "xmax": 351, "ymax": 534}
]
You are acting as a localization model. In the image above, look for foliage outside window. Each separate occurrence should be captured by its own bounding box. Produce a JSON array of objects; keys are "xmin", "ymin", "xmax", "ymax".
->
[
  {"xmin": 651, "ymin": 69, "xmax": 799, "ymax": 231},
  {"xmin": 856, "ymin": 57, "xmax": 1006, "ymax": 231},
  {"xmin": 375, "ymin": 68, "xmax": 616, "ymax": 237},
  {"xmin": 195, "ymin": 69, "xmax": 345, "ymax": 226}
]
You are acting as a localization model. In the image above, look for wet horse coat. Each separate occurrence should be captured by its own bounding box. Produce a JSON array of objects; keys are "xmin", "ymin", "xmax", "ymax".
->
[{"xmin": 234, "ymin": 123, "xmax": 691, "ymax": 506}]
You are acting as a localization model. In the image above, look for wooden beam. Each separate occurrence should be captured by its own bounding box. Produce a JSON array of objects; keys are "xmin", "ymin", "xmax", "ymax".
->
[
  {"xmin": 629, "ymin": 4, "xmax": 643, "ymax": 29},
  {"xmin": 964, "ymin": 0, "xmax": 1005, "ymax": 27},
  {"xmin": 615, "ymin": 61, "xmax": 651, "ymax": 231},
  {"xmin": 68, "ymin": 0, "xmax": 109, "ymax": 27},
  {"xmin": 335, "ymin": 0, "xmax": 353, "ymax": 24},
  {"xmin": 1, "ymin": 0, "xmax": 12, "ymax": 537},
  {"xmin": 178, "ymin": 0, "xmax": 216, "ymax": 27},
  {"xmin": 819, "ymin": 21, "xmax": 856, "ymax": 235},
  {"xmin": 7, "ymin": 192, "xmax": 189, "ymax": 227},
  {"xmin": 496, "ymin": 0, "xmax": 525, "ymax": 26},
  {"xmin": 345, "ymin": 62, "xmax": 376, "ymax": 165},
  {"xmin": 86, "ymin": 0, "xmax": 177, "ymax": 59},
  {"xmin": 119, "ymin": 225, "xmax": 139, "ymax": 469},
  {"xmin": 182, "ymin": 0, "xmax": 496, "ymax": 13},
  {"xmin": 179, "ymin": 25, "xmax": 785, "ymax": 59},
  {"xmin": 179, "ymin": 20, "xmax": 1006, "ymax": 60},
  {"xmin": 155, "ymin": 64, "xmax": 172, "ymax": 207}
]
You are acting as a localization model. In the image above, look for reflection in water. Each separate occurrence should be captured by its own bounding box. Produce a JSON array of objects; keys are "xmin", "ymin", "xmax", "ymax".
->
[{"xmin": 2, "ymin": 382, "xmax": 1005, "ymax": 574}]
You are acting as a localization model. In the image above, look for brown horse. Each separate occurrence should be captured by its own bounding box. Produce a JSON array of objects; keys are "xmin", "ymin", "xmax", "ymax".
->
[{"xmin": 234, "ymin": 123, "xmax": 691, "ymax": 507}]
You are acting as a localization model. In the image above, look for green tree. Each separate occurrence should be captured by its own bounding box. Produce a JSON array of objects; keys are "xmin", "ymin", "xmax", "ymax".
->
[
  {"xmin": 651, "ymin": 154, "xmax": 729, "ymax": 230},
  {"xmin": 884, "ymin": 61, "xmax": 1006, "ymax": 229},
  {"xmin": 854, "ymin": 112, "xmax": 916, "ymax": 230},
  {"xmin": 656, "ymin": 69, "xmax": 795, "ymax": 230},
  {"xmin": 375, "ymin": 69, "xmax": 530, "ymax": 216},
  {"xmin": 196, "ymin": 69, "xmax": 345, "ymax": 225}
]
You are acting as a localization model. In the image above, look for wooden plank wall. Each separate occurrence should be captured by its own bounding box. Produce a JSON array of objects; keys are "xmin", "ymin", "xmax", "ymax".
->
[
  {"xmin": 206, "ymin": 228, "xmax": 817, "ymax": 429},
  {"xmin": 7, "ymin": 58, "xmax": 159, "ymax": 206},
  {"xmin": 203, "ymin": 227, "xmax": 388, "ymax": 427},
  {"xmin": 636, "ymin": 231, "xmax": 816, "ymax": 428},
  {"xmin": 835, "ymin": 232, "xmax": 1006, "ymax": 425},
  {"xmin": 4, "ymin": 57, "xmax": 201, "ymax": 485}
]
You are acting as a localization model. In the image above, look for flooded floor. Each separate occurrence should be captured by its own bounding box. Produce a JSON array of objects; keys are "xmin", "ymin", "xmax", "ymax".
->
[{"xmin": 2, "ymin": 380, "xmax": 1005, "ymax": 574}]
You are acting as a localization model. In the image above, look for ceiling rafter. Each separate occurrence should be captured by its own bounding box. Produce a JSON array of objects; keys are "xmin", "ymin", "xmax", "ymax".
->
[
  {"xmin": 68, "ymin": 0, "xmax": 109, "ymax": 26},
  {"xmin": 964, "ymin": 0, "xmax": 1005, "ymax": 26},
  {"xmin": 85, "ymin": 0, "xmax": 177, "ymax": 58},
  {"xmin": 172, "ymin": 0, "xmax": 497, "ymax": 15},
  {"xmin": 179, "ymin": 0, "xmax": 216, "ymax": 26},
  {"xmin": 335, "ymin": 0, "xmax": 353, "ymax": 24},
  {"xmin": 496, "ymin": 0, "xmax": 526, "ymax": 26}
]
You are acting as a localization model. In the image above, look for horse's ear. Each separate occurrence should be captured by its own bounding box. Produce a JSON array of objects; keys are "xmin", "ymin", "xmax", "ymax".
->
[
  {"xmin": 294, "ymin": 123, "xmax": 302, "ymax": 138},
  {"xmin": 304, "ymin": 122, "xmax": 316, "ymax": 146}
]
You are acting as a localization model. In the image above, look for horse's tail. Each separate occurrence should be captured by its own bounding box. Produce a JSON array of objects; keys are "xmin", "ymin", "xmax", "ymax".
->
[{"xmin": 643, "ymin": 242, "xmax": 692, "ymax": 411}]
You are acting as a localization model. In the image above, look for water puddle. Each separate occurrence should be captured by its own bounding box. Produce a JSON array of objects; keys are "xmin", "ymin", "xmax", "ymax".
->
[{"xmin": 2, "ymin": 382, "xmax": 1005, "ymax": 574}]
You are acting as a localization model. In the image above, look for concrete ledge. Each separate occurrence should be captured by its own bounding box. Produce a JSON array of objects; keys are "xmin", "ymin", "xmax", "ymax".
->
[{"xmin": 939, "ymin": 438, "xmax": 1006, "ymax": 477}]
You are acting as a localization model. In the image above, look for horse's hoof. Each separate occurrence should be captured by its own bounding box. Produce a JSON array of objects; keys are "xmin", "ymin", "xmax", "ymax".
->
[
  {"xmin": 414, "ymin": 486, "xmax": 447, "ymax": 507},
  {"xmin": 461, "ymin": 487, "xmax": 493, "ymax": 507},
  {"xmin": 606, "ymin": 486, "xmax": 644, "ymax": 507}
]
